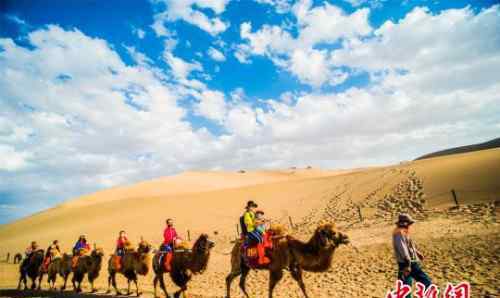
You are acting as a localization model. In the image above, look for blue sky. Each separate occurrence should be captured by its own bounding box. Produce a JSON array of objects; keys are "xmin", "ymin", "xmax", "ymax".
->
[{"xmin": 1, "ymin": 0, "xmax": 499, "ymax": 224}]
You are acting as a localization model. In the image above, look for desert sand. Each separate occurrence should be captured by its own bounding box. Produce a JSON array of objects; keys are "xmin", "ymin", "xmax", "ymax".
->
[{"xmin": 0, "ymin": 148, "xmax": 499, "ymax": 297}]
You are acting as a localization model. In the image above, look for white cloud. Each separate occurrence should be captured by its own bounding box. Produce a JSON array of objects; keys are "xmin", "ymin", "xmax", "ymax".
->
[
  {"xmin": 0, "ymin": 145, "xmax": 32, "ymax": 171},
  {"xmin": 194, "ymin": 90, "xmax": 227, "ymax": 122},
  {"xmin": 344, "ymin": 0, "xmax": 367, "ymax": 7},
  {"xmin": 151, "ymin": 12, "xmax": 174, "ymax": 37},
  {"xmin": 254, "ymin": 0, "xmax": 292, "ymax": 14},
  {"xmin": 132, "ymin": 27, "xmax": 146, "ymax": 39},
  {"xmin": 293, "ymin": 1, "xmax": 371, "ymax": 46},
  {"xmin": 330, "ymin": 5, "xmax": 500, "ymax": 93},
  {"xmin": 237, "ymin": 2, "xmax": 372, "ymax": 87},
  {"xmin": 5, "ymin": 14, "xmax": 27, "ymax": 26},
  {"xmin": 0, "ymin": 25, "xmax": 220, "ymax": 210},
  {"xmin": 207, "ymin": 47, "xmax": 226, "ymax": 61},
  {"xmin": 124, "ymin": 46, "xmax": 153, "ymax": 65},
  {"xmin": 289, "ymin": 48, "xmax": 348, "ymax": 87},
  {"xmin": 163, "ymin": 51, "xmax": 206, "ymax": 89},
  {"xmin": 150, "ymin": 0, "xmax": 230, "ymax": 36}
]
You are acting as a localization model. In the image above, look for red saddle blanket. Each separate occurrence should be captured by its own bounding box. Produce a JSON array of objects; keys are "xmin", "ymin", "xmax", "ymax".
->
[
  {"xmin": 112, "ymin": 255, "xmax": 122, "ymax": 271},
  {"xmin": 154, "ymin": 251, "xmax": 173, "ymax": 272},
  {"xmin": 242, "ymin": 231, "xmax": 273, "ymax": 268},
  {"xmin": 41, "ymin": 257, "xmax": 51, "ymax": 272}
]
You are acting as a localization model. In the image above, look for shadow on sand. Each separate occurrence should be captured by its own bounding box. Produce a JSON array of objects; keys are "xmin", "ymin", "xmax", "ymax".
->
[{"xmin": 0, "ymin": 289, "xmax": 125, "ymax": 298}]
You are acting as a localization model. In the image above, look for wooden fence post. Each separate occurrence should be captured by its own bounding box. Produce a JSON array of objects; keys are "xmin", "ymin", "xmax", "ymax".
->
[
  {"xmin": 357, "ymin": 206, "xmax": 363, "ymax": 222},
  {"xmin": 451, "ymin": 189, "xmax": 459, "ymax": 207},
  {"xmin": 289, "ymin": 216, "xmax": 295, "ymax": 229},
  {"xmin": 187, "ymin": 230, "xmax": 191, "ymax": 241},
  {"xmin": 6, "ymin": 252, "xmax": 10, "ymax": 263}
]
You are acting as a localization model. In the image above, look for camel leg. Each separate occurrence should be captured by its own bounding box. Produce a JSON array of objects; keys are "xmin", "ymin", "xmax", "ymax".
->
[
  {"xmin": 72, "ymin": 275, "xmax": 76, "ymax": 292},
  {"xmin": 133, "ymin": 277, "xmax": 141, "ymax": 297},
  {"xmin": 106, "ymin": 273, "xmax": 112, "ymax": 293},
  {"xmin": 158, "ymin": 273, "xmax": 169, "ymax": 298},
  {"xmin": 173, "ymin": 286, "xmax": 187, "ymax": 298},
  {"xmin": 153, "ymin": 275, "xmax": 158, "ymax": 298},
  {"xmin": 61, "ymin": 274, "xmax": 68, "ymax": 291},
  {"xmin": 112, "ymin": 273, "xmax": 122, "ymax": 295},
  {"xmin": 17, "ymin": 273, "xmax": 25, "ymax": 290},
  {"xmin": 239, "ymin": 265, "xmax": 251, "ymax": 298},
  {"xmin": 90, "ymin": 279, "xmax": 97, "ymax": 293},
  {"xmin": 268, "ymin": 270, "xmax": 283, "ymax": 298},
  {"xmin": 127, "ymin": 278, "xmax": 131, "ymax": 295},
  {"xmin": 23, "ymin": 275, "xmax": 28, "ymax": 290},
  {"xmin": 31, "ymin": 276, "xmax": 37, "ymax": 290},
  {"xmin": 225, "ymin": 269, "xmax": 241, "ymax": 298},
  {"xmin": 73, "ymin": 275, "xmax": 82, "ymax": 293},
  {"xmin": 37, "ymin": 272, "xmax": 43, "ymax": 290},
  {"xmin": 290, "ymin": 267, "xmax": 309, "ymax": 298}
]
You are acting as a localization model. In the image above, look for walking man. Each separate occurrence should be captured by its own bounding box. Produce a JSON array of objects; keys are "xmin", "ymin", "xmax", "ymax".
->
[{"xmin": 392, "ymin": 213, "xmax": 432, "ymax": 295}]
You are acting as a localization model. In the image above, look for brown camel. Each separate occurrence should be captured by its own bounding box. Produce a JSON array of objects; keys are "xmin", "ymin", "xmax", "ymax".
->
[
  {"xmin": 107, "ymin": 241, "xmax": 152, "ymax": 296},
  {"xmin": 72, "ymin": 248, "xmax": 104, "ymax": 293},
  {"xmin": 14, "ymin": 253, "xmax": 23, "ymax": 264},
  {"xmin": 44, "ymin": 253, "xmax": 72, "ymax": 291},
  {"xmin": 225, "ymin": 223, "xmax": 349, "ymax": 298},
  {"xmin": 17, "ymin": 249, "xmax": 44, "ymax": 290},
  {"xmin": 37, "ymin": 245, "xmax": 62, "ymax": 290},
  {"xmin": 153, "ymin": 234, "xmax": 215, "ymax": 298}
]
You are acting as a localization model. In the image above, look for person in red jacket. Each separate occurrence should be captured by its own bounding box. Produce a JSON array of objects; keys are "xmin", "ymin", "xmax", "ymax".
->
[
  {"xmin": 116, "ymin": 230, "xmax": 128, "ymax": 257},
  {"xmin": 160, "ymin": 218, "xmax": 182, "ymax": 271},
  {"xmin": 162, "ymin": 218, "xmax": 182, "ymax": 252}
]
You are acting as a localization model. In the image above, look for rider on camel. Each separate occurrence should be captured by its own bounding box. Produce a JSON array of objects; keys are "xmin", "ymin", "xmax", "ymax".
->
[
  {"xmin": 22, "ymin": 241, "xmax": 39, "ymax": 271},
  {"xmin": 241, "ymin": 201, "xmax": 270, "ymax": 265},
  {"xmin": 243, "ymin": 200, "xmax": 261, "ymax": 244},
  {"xmin": 72, "ymin": 235, "xmax": 90, "ymax": 268},
  {"xmin": 160, "ymin": 218, "xmax": 182, "ymax": 271},
  {"xmin": 25, "ymin": 241, "xmax": 39, "ymax": 258},
  {"xmin": 116, "ymin": 230, "xmax": 128, "ymax": 257},
  {"xmin": 162, "ymin": 218, "xmax": 182, "ymax": 251},
  {"xmin": 43, "ymin": 240, "xmax": 61, "ymax": 271}
]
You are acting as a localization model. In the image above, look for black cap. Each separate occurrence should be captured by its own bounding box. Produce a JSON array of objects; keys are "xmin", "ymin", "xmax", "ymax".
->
[
  {"xmin": 246, "ymin": 200, "xmax": 258, "ymax": 208},
  {"xmin": 395, "ymin": 213, "xmax": 415, "ymax": 226}
]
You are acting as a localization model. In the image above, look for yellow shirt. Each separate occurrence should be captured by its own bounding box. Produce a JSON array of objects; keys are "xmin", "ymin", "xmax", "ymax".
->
[{"xmin": 244, "ymin": 211, "xmax": 256, "ymax": 232}]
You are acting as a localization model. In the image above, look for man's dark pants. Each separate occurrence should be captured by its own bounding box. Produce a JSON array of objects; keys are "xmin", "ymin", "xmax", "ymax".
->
[{"xmin": 397, "ymin": 261, "xmax": 432, "ymax": 297}]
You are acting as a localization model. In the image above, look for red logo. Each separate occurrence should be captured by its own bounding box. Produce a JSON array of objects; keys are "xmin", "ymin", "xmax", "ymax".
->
[{"xmin": 386, "ymin": 281, "xmax": 470, "ymax": 298}]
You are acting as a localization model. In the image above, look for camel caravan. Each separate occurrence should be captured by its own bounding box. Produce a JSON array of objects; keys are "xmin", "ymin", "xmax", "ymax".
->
[{"xmin": 15, "ymin": 200, "xmax": 351, "ymax": 298}]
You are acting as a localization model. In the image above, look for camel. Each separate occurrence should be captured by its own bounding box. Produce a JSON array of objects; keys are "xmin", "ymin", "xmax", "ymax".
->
[
  {"xmin": 37, "ymin": 245, "xmax": 62, "ymax": 290},
  {"xmin": 72, "ymin": 248, "xmax": 104, "ymax": 293},
  {"xmin": 14, "ymin": 253, "xmax": 23, "ymax": 264},
  {"xmin": 225, "ymin": 223, "xmax": 350, "ymax": 298},
  {"xmin": 44, "ymin": 253, "xmax": 72, "ymax": 291},
  {"xmin": 107, "ymin": 241, "xmax": 152, "ymax": 296},
  {"xmin": 153, "ymin": 234, "xmax": 215, "ymax": 298},
  {"xmin": 17, "ymin": 249, "xmax": 44, "ymax": 290}
]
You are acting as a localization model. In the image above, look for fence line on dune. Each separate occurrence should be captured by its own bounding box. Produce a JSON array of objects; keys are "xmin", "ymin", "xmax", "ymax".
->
[{"xmin": 350, "ymin": 187, "xmax": 500, "ymax": 224}]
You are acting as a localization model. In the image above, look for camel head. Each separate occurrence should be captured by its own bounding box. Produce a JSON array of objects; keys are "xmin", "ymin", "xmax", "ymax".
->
[
  {"xmin": 189, "ymin": 234, "xmax": 215, "ymax": 274},
  {"xmin": 193, "ymin": 234, "xmax": 215, "ymax": 255},
  {"xmin": 315, "ymin": 223, "xmax": 349, "ymax": 248},
  {"xmin": 91, "ymin": 247, "xmax": 105, "ymax": 258},
  {"xmin": 137, "ymin": 241, "xmax": 153, "ymax": 254}
]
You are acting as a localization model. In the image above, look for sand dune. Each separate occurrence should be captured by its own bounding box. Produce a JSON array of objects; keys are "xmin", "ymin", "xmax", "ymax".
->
[
  {"xmin": 0, "ymin": 148, "xmax": 499, "ymax": 297},
  {"xmin": 416, "ymin": 137, "xmax": 500, "ymax": 160}
]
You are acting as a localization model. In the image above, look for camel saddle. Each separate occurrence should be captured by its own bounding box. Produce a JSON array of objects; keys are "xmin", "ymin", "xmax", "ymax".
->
[
  {"xmin": 154, "ymin": 251, "xmax": 174, "ymax": 272},
  {"xmin": 41, "ymin": 256, "xmax": 52, "ymax": 272},
  {"xmin": 112, "ymin": 255, "xmax": 123, "ymax": 271},
  {"xmin": 242, "ymin": 231, "xmax": 273, "ymax": 269}
]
